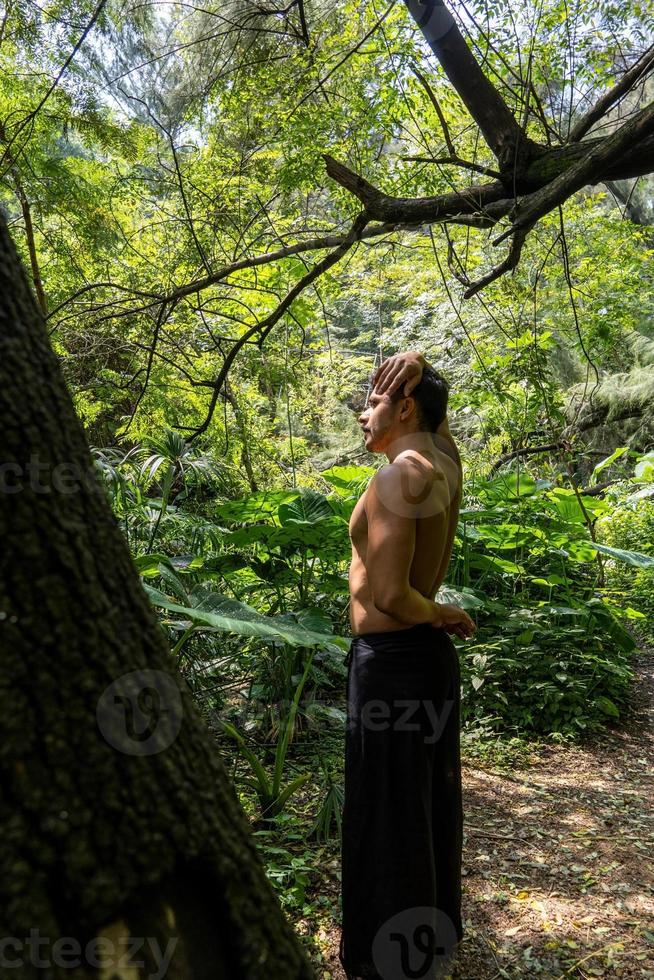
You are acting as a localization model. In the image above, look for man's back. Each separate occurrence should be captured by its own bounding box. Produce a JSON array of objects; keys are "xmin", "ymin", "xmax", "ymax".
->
[{"xmin": 349, "ymin": 428, "xmax": 462, "ymax": 635}]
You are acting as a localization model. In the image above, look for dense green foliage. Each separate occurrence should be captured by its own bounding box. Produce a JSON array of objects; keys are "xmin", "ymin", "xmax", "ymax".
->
[{"xmin": 2, "ymin": 0, "xmax": 654, "ymax": 942}]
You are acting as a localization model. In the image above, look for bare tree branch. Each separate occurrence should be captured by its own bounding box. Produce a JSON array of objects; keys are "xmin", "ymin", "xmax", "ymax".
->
[
  {"xmin": 401, "ymin": 154, "xmax": 501, "ymax": 179},
  {"xmin": 463, "ymin": 228, "xmax": 527, "ymax": 299},
  {"xmin": 412, "ymin": 65, "xmax": 455, "ymax": 155},
  {"xmin": 569, "ymin": 43, "xmax": 654, "ymax": 142},
  {"xmin": 490, "ymin": 441, "xmax": 569, "ymax": 474},
  {"xmin": 183, "ymin": 212, "xmax": 369, "ymax": 441},
  {"xmin": 0, "ymin": 0, "xmax": 107, "ymax": 169}
]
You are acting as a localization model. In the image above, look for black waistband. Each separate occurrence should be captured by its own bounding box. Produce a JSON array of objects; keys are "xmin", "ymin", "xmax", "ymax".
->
[{"xmin": 351, "ymin": 622, "xmax": 443, "ymax": 644}]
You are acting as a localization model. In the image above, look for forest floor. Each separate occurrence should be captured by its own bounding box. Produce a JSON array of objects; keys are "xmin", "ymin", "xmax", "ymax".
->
[{"xmin": 296, "ymin": 642, "xmax": 654, "ymax": 979}]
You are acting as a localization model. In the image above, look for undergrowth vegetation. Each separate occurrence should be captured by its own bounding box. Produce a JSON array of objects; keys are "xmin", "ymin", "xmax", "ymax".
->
[{"xmin": 94, "ymin": 437, "xmax": 654, "ymax": 833}]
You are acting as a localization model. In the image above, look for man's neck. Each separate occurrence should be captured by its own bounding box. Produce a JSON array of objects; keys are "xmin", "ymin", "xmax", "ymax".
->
[
  {"xmin": 384, "ymin": 420, "xmax": 458, "ymax": 466},
  {"xmin": 384, "ymin": 429, "xmax": 438, "ymax": 463}
]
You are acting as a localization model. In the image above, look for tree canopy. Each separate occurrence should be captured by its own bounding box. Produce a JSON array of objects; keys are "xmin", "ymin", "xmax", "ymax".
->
[{"xmin": 2, "ymin": 0, "xmax": 654, "ymax": 445}]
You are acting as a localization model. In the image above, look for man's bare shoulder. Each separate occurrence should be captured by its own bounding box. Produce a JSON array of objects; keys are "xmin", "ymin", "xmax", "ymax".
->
[{"xmin": 367, "ymin": 456, "xmax": 449, "ymax": 519}]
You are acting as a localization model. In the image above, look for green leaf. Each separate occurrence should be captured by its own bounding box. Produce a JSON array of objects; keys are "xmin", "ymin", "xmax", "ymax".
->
[
  {"xmin": 479, "ymin": 471, "xmax": 538, "ymax": 501},
  {"xmin": 634, "ymin": 451, "xmax": 654, "ymax": 482},
  {"xmin": 217, "ymin": 721, "xmax": 271, "ymax": 794},
  {"xmin": 143, "ymin": 584, "xmax": 349, "ymax": 651},
  {"xmin": 548, "ymin": 488, "xmax": 597, "ymax": 524},
  {"xmin": 273, "ymin": 653, "xmax": 314, "ymax": 794},
  {"xmin": 589, "ymin": 446, "xmax": 630, "ymax": 485},
  {"xmin": 134, "ymin": 553, "xmax": 173, "ymax": 577},
  {"xmin": 214, "ymin": 491, "xmax": 300, "ymax": 524},
  {"xmin": 278, "ymin": 489, "xmax": 333, "ymax": 525},
  {"xmin": 595, "ymin": 696, "xmax": 620, "ymax": 718},
  {"xmin": 436, "ymin": 586, "xmax": 485, "ymax": 610},
  {"xmin": 592, "ymin": 543, "xmax": 654, "ymax": 568},
  {"xmin": 274, "ymin": 773, "xmax": 311, "ymax": 813},
  {"xmin": 320, "ymin": 465, "xmax": 374, "ymax": 494}
]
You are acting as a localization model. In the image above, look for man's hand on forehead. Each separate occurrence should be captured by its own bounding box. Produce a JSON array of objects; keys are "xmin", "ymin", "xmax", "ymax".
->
[{"xmin": 372, "ymin": 351, "xmax": 426, "ymax": 398}]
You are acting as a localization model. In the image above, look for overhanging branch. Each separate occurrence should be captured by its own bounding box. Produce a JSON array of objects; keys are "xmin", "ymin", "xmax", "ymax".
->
[
  {"xmin": 324, "ymin": 153, "xmax": 513, "ymax": 223},
  {"xmin": 183, "ymin": 212, "xmax": 369, "ymax": 441},
  {"xmin": 495, "ymin": 99, "xmax": 654, "ymax": 245},
  {"xmin": 403, "ymin": 0, "xmax": 536, "ymax": 171}
]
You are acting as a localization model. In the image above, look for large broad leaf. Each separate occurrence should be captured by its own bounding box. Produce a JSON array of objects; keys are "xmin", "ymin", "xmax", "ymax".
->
[
  {"xmin": 472, "ymin": 523, "xmax": 544, "ymax": 548},
  {"xmin": 589, "ymin": 446, "xmax": 630, "ymax": 485},
  {"xmin": 320, "ymin": 465, "xmax": 374, "ymax": 495},
  {"xmin": 278, "ymin": 489, "xmax": 333, "ymax": 525},
  {"xmin": 585, "ymin": 599, "xmax": 637, "ymax": 652},
  {"xmin": 634, "ymin": 451, "xmax": 654, "ymax": 482},
  {"xmin": 134, "ymin": 553, "xmax": 174, "ymax": 577},
  {"xmin": 469, "ymin": 553, "xmax": 525, "ymax": 575},
  {"xmin": 436, "ymin": 586, "xmax": 485, "ymax": 610},
  {"xmin": 478, "ymin": 470, "xmax": 538, "ymax": 501},
  {"xmin": 144, "ymin": 584, "xmax": 349, "ymax": 652},
  {"xmin": 595, "ymin": 696, "xmax": 620, "ymax": 719},
  {"xmin": 565, "ymin": 538, "xmax": 601, "ymax": 562},
  {"xmin": 169, "ymin": 554, "xmax": 205, "ymax": 570},
  {"xmin": 591, "ymin": 543, "xmax": 654, "ymax": 569},
  {"xmin": 214, "ymin": 491, "xmax": 299, "ymax": 524},
  {"xmin": 547, "ymin": 487, "xmax": 609, "ymax": 522},
  {"xmin": 287, "ymin": 607, "xmax": 334, "ymax": 633},
  {"xmin": 223, "ymin": 517, "xmax": 348, "ymax": 554},
  {"xmin": 327, "ymin": 494, "xmax": 356, "ymax": 522}
]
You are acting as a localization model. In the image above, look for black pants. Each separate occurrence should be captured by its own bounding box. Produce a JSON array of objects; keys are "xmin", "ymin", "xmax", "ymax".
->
[{"xmin": 339, "ymin": 623, "xmax": 464, "ymax": 980}]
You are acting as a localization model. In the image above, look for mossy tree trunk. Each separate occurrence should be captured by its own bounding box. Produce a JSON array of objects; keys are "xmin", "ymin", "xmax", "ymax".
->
[{"xmin": 0, "ymin": 214, "xmax": 314, "ymax": 978}]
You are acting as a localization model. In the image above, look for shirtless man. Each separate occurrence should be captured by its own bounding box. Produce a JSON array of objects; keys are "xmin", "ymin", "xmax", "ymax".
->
[
  {"xmin": 348, "ymin": 350, "xmax": 476, "ymax": 640},
  {"xmin": 339, "ymin": 350, "xmax": 476, "ymax": 980}
]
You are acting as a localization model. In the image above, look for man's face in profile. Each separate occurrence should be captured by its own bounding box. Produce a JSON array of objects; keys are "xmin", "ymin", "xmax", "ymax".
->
[{"xmin": 357, "ymin": 387, "xmax": 410, "ymax": 455}]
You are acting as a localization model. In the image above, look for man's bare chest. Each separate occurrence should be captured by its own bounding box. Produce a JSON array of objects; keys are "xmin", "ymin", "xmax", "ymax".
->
[{"xmin": 348, "ymin": 491, "xmax": 368, "ymax": 548}]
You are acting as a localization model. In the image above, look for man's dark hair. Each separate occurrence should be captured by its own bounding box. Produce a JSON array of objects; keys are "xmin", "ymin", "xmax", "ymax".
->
[{"xmin": 389, "ymin": 364, "xmax": 449, "ymax": 430}]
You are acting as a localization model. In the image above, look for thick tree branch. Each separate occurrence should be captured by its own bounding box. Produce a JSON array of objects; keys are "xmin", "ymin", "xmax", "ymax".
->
[
  {"xmin": 0, "ymin": 120, "xmax": 48, "ymax": 315},
  {"xmin": 490, "ymin": 442, "xmax": 568, "ymax": 474},
  {"xmin": 403, "ymin": 0, "xmax": 536, "ymax": 172},
  {"xmin": 495, "ymin": 100, "xmax": 654, "ymax": 245},
  {"xmin": 325, "ymin": 108, "xmax": 654, "ymax": 234},
  {"xmin": 324, "ymin": 153, "xmax": 513, "ymax": 223}
]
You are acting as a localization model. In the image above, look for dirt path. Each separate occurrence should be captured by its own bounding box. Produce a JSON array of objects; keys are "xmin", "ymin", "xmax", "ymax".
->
[{"xmin": 316, "ymin": 646, "xmax": 654, "ymax": 979}]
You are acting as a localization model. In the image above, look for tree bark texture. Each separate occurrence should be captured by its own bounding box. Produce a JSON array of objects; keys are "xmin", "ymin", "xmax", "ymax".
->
[{"xmin": 0, "ymin": 214, "xmax": 314, "ymax": 978}]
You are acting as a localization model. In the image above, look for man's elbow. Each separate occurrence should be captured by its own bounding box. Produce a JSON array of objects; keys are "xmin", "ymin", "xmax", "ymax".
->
[{"xmin": 372, "ymin": 588, "xmax": 408, "ymax": 617}]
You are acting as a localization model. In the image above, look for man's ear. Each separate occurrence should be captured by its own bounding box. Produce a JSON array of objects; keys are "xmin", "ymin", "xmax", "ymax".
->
[{"xmin": 399, "ymin": 396, "xmax": 417, "ymax": 420}]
